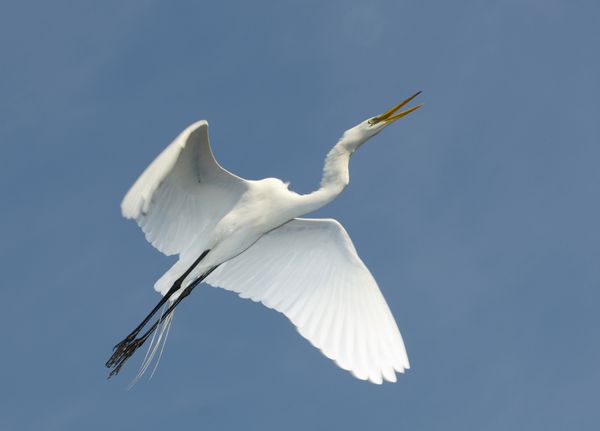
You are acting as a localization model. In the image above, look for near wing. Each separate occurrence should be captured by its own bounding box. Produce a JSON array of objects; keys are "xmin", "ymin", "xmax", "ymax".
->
[
  {"xmin": 205, "ymin": 218, "xmax": 409, "ymax": 384},
  {"xmin": 121, "ymin": 120, "xmax": 248, "ymax": 256}
]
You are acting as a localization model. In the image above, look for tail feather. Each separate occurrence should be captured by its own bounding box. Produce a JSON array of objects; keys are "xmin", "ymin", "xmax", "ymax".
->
[
  {"xmin": 150, "ymin": 312, "xmax": 174, "ymax": 379},
  {"xmin": 128, "ymin": 308, "xmax": 175, "ymax": 388},
  {"xmin": 154, "ymin": 250, "xmax": 211, "ymax": 297}
]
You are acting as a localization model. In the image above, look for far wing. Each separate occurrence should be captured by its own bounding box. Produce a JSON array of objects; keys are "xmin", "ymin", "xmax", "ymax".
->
[
  {"xmin": 121, "ymin": 120, "xmax": 248, "ymax": 256},
  {"xmin": 205, "ymin": 218, "xmax": 409, "ymax": 384}
]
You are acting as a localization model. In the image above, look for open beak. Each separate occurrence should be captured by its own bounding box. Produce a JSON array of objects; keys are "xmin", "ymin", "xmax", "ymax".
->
[{"xmin": 369, "ymin": 91, "xmax": 423, "ymax": 125}]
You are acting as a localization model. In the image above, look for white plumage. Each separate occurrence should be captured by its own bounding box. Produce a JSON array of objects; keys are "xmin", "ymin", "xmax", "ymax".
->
[
  {"xmin": 207, "ymin": 218, "xmax": 409, "ymax": 383},
  {"xmin": 121, "ymin": 120, "xmax": 248, "ymax": 256},
  {"xmin": 109, "ymin": 93, "xmax": 423, "ymax": 383}
]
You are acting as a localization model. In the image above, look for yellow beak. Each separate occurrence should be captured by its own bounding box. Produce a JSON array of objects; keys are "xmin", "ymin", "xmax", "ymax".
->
[{"xmin": 369, "ymin": 91, "xmax": 424, "ymax": 125}]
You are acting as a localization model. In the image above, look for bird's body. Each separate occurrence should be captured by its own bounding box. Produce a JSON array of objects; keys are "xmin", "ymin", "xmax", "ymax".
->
[
  {"xmin": 108, "ymin": 93, "xmax": 423, "ymax": 384},
  {"xmin": 155, "ymin": 175, "xmax": 298, "ymax": 298}
]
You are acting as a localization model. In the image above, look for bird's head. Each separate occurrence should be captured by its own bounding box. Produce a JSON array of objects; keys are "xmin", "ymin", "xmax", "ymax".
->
[{"xmin": 341, "ymin": 91, "xmax": 423, "ymax": 151}]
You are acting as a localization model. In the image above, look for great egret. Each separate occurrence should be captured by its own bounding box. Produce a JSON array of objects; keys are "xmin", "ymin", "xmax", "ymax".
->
[{"xmin": 106, "ymin": 92, "xmax": 423, "ymax": 384}]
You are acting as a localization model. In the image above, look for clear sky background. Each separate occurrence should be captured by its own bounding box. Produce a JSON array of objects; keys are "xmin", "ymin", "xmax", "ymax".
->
[{"xmin": 1, "ymin": 0, "xmax": 599, "ymax": 429}]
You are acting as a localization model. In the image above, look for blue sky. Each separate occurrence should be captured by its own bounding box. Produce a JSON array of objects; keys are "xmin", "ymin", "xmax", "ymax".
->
[{"xmin": 1, "ymin": 0, "xmax": 599, "ymax": 429}]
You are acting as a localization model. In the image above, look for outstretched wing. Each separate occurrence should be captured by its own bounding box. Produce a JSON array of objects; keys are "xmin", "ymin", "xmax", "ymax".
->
[
  {"xmin": 121, "ymin": 120, "xmax": 248, "ymax": 256},
  {"xmin": 205, "ymin": 218, "xmax": 409, "ymax": 384}
]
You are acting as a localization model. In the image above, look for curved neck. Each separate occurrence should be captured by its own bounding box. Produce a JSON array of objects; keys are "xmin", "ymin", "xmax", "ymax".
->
[{"xmin": 294, "ymin": 136, "xmax": 355, "ymax": 216}]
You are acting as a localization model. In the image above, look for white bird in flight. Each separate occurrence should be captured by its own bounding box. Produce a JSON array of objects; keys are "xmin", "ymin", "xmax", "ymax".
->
[{"xmin": 106, "ymin": 92, "xmax": 423, "ymax": 384}]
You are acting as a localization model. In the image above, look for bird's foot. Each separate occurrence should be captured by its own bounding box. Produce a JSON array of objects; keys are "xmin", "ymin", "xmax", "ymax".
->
[
  {"xmin": 106, "ymin": 335, "xmax": 148, "ymax": 378},
  {"xmin": 106, "ymin": 334, "xmax": 135, "ymax": 367}
]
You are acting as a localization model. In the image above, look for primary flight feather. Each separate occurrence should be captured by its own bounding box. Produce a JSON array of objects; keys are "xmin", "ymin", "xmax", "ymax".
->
[{"xmin": 107, "ymin": 92, "xmax": 423, "ymax": 384}]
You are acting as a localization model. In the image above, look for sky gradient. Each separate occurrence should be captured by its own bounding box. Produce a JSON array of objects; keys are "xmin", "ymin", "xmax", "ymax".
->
[{"xmin": 1, "ymin": 1, "xmax": 599, "ymax": 430}]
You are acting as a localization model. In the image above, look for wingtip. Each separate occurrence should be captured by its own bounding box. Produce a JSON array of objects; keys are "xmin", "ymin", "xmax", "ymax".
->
[
  {"xmin": 178, "ymin": 120, "xmax": 209, "ymax": 138},
  {"xmin": 191, "ymin": 119, "xmax": 209, "ymax": 128}
]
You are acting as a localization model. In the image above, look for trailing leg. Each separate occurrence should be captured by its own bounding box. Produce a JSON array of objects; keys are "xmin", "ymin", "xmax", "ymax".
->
[
  {"xmin": 106, "ymin": 264, "xmax": 218, "ymax": 378},
  {"xmin": 106, "ymin": 250, "xmax": 210, "ymax": 373}
]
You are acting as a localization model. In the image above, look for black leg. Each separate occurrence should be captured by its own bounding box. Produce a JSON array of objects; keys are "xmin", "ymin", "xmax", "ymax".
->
[
  {"xmin": 106, "ymin": 265, "xmax": 218, "ymax": 378},
  {"xmin": 106, "ymin": 250, "xmax": 211, "ymax": 375}
]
